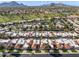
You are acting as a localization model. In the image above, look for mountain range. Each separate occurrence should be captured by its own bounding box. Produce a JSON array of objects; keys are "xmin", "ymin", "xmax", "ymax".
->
[
  {"xmin": 0, "ymin": 1, "xmax": 26, "ymax": 7},
  {"xmin": 0, "ymin": 1, "xmax": 70, "ymax": 7}
]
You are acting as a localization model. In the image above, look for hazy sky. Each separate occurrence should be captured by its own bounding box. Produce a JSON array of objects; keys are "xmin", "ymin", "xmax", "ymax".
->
[{"xmin": 0, "ymin": 1, "xmax": 79, "ymax": 6}]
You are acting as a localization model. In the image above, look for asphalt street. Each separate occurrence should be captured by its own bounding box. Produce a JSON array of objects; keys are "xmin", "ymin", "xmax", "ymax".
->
[{"xmin": 10, "ymin": 53, "xmax": 79, "ymax": 57}]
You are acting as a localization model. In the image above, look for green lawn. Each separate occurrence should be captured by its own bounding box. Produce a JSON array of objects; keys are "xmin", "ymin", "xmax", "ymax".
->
[
  {"xmin": 0, "ymin": 49, "xmax": 3, "ymax": 52},
  {"xmin": 71, "ymin": 50, "xmax": 77, "ymax": 52},
  {"xmin": 35, "ymin": 50, "xmax": 41, "ymax": 53},
  {"xmin": 62, "ymin": 49, "xmax": 68, "ymax": 52},
  {"xmin": 27, "ymin": 49, "xmax": 32, "ymax": 53},
  {"xmin": 8, "ymin": 49, "xmax": 14, "ymax": 53},
  {"xmin": 17, "ymin": 49, "xmax": 23, "ymax": 53},
  {"xmin": 53, "ymin": 49, "xmax": 59, "ymax": 53},
  {"xmin": 44, "ymin": 50, "xmax": 49, "ymax": 53}
]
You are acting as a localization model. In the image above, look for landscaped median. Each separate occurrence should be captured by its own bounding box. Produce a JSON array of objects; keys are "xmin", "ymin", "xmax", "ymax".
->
[
  {"xmin": 2, "ymin": 49, "xmax": 79, "ymax": 55},
  {"xmin": 0, "ymin": 49, "xmax": 79, "ymax": 57}
]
